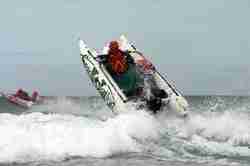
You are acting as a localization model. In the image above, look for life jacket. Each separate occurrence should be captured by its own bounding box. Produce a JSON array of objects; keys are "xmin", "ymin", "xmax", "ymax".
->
[{"xmin": 108, "ymin": 49, "xmax": 128, "ymax": 74}]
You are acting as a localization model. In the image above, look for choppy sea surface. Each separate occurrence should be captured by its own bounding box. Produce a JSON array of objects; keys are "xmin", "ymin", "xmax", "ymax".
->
[{"xmin": 0, "ymin": 96, "xmax": 250, "ymax": 166}]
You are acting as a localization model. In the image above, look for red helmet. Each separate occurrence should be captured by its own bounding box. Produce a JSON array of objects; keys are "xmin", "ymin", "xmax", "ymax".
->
[{"xmin": 109, "ymin": 41, "xmax": 119, "ymax": 50}]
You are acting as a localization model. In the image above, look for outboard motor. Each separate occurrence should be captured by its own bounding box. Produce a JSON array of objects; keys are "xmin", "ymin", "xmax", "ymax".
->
[
  {"xmin": 146, "ymin": 97, "xmax": 162, "ymax": 113},
  {"xmin": 146, "ymin": 89, "xmax": 168, "ymax": 114},
  {"xmin": 152, "ymin": 89, "xmax": 168, "ymax": 99}
]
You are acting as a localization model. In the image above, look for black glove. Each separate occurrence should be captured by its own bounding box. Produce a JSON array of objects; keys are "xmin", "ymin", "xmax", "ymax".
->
[{"xmin": 96, "ymin": 54, "xmax": 108, "ymax": 63}]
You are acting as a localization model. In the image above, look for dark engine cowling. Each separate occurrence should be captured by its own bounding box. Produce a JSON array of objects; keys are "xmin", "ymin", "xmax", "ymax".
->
[{"xmin": 146, "ymin": 89, "xmax": 168, "ymax": 114}]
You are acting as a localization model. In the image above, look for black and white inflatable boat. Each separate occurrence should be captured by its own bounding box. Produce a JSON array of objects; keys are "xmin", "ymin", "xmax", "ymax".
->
[{"xmin": 79, "ymin": 35, "xmax": 189, "ymax": 117}]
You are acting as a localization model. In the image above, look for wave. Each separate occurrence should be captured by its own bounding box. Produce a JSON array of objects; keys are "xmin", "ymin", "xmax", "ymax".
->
[
  {"xmin": 0, "ymin": 110, "xmax": 160, "ymax": 163},
  {"xmin": 1, "ymin": 96, "xmax": 250, "ymax": 165}
]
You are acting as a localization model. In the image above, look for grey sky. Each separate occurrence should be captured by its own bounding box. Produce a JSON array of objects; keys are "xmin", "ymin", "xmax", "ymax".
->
[{"xmin": 0, "ymin": 0, "xmax": 250, "ymax": 96}]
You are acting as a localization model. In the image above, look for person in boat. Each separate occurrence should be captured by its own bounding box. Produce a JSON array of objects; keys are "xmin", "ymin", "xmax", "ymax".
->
[
  {"xmin": 97, "ymin": 41, "xmax": 166, "ymax": 113},
  {"xmin": 15, "ymin": 89, "xmax": 39, "ymax": 102},
  {"xmin": 136, "ymin": 57, "xmax": 168, "ymax": 113},
  {"xmin": 15, "ymin": 89, "xmax": 30, "ymax": 101},
  {"xmin": 97, "ymin": 41, "xmax": 142, "ymax": 97},
  {"xmin": 97, "ymin": 41, "xmax": 134, "ymax": 73}
]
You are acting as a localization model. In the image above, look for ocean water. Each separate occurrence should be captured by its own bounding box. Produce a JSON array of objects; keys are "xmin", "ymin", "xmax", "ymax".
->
[{"xmin": 0, "ymin": 96, "xmax": 250, "ymax": 166}]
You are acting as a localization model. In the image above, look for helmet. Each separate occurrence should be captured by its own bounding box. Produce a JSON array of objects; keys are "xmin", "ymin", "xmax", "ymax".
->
[
  {"xmin": 17, "ymin": 88, "xmax": 23, "ymax": 92},
  {"xmin": 109, "ymin": 41, "xmax": 119, "ymax": 50}
]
